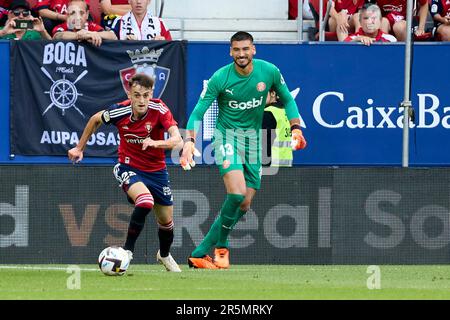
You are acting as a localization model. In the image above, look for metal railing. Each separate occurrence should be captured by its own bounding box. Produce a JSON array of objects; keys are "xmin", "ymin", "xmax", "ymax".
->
[
  {"xmin": 319, "ymin": 0, "xmax": 333, "ymax": 41},
  {"xmin": 154, "ymin": 0, "xmax": 165, "ymax": 18},
  {"xmin": 297, "ymin": 0, "xmax": 332, "ymax": 41},
  {"xmin": 297, "ymin": 0, "xmax": 304, "ymax": 41}
]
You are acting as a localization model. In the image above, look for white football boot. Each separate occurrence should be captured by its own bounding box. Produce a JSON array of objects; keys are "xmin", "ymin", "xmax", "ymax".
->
[
  {"xmin": 125, "ymin": 250, "xmax": 133, "ymax": 261},
  {"xmin": 156, "ymin": 250, "xmax": 182, "ymax": 272}
]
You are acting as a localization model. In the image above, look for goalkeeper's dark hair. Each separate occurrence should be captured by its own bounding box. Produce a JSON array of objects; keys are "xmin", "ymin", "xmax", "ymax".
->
[
  {"xmin": 129, "ymin": 73, "xmax": 155, "ymax": 89},
  {"xmin": 230, "ymin": 31, "xmax": 254, "ymax": 44}
]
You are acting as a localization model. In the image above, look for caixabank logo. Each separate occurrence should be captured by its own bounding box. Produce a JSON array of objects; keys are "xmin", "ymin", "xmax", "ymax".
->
[
  {"xmin": 40, "ymin": 42, "xmax": 88, "ymax": 118},
  {"xmin": 119, "ymin": 46, "xmax": 170, "ymax": 98},
  {"xmin": 312, "ymin": 91, "xmax": 450, "ymax": 129}
]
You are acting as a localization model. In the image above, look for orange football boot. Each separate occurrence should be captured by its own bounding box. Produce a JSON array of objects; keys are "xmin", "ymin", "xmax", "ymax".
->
[
  {"xmin": 213, "ymin": 248, "xmax": 230, "ymax": 269},
  {"xmin": 188, "ymin": 255, "xmax": 218, "ymax": 269}
]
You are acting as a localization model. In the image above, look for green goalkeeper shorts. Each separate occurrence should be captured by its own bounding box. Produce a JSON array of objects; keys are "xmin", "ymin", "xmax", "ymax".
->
[{"xmin": 213, "ymin": 135, "xmax": 262, "ymax": 190}]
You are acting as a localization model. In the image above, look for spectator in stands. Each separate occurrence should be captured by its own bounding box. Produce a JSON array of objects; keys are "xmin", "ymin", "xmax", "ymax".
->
[
  {"xmin": 35, "ymin": 0, "xmax": 92, "ymax": 34},
  {"xmin": 430, "ymin": 0, "xmax": 450, "ymax": 40},
  {"xmin": 328, "ymin": 0, "xmax": 365, "ymax": 41},
  {"xmin": 52, "ymin": 0, "xmax": 116, "ymax": 46},
  {"xmin": 0, "ymin": 0, "xmax": 52, "ymax": 39},
  {"xmin": 0, "ymin": 0, "xmax": 12, "ymax": 26},
  {"xmin": 36, "ymin": 0, "xmax": 69, "ymax": 34},
  {"xmin": 99, "ymin": 0, "xmax": 131, "ymax": 30},
  {"xmin": 111, "ymin": 0, "xmax": 171, "ymax": 40},
  {"xmin": 344, "ymin": 3, "xmax": 397, "ymax": 44},
  {"xmin": 367, "ymin": 0, "xmax": 429, "ymax": 41}
]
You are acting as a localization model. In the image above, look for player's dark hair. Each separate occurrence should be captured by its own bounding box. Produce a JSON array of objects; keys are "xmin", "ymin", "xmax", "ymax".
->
[
  {"xmin": 129, "ymin": 73, "xmax": 155, "ymax": 89},
  {"xmin": 230, "ymin": 31, "xmax": 254, "ymax": 44}
]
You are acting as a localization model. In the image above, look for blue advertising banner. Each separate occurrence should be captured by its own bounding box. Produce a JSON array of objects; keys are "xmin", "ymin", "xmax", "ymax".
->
[
  {"xmin": 0, "ymin": 41, "xmax": 9, "ymax": 162},
  {"xmin": 3, "ymin": 42, "xmax": 450, "ymax": 165},
  {"xmin": 10, "ymin": 40, "xmax": 186, "ymax": 157},
  {"xmin": 187, "ymin": 42, "xmax": 450, "ymax": 166}
]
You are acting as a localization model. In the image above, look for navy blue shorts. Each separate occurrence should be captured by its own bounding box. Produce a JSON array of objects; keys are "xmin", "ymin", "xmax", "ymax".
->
[{"xmin": 113, "ymin": 163, "xmax": 173, "ymax": 206}]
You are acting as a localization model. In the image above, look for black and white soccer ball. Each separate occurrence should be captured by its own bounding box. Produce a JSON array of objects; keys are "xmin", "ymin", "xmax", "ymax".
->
[{"xmin": 98, "ymin": 246, "xmax": 130, "ymax": 276}]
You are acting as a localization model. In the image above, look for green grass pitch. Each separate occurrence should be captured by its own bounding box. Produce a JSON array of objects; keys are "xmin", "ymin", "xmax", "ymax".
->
[{"xmin": 1, "ymin": 264, "xmax": 450, "ymax": 300}]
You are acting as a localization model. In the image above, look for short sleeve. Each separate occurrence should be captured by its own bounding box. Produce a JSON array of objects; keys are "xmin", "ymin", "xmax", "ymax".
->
[{"xmin": 159, "ymin": 103, "xmax": 178, "ymax": 130}]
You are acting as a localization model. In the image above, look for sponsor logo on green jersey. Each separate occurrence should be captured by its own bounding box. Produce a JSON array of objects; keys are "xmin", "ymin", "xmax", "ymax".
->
[{"xmin": 228, "ymin": 96, "xmax": 264, "ymax": 110}]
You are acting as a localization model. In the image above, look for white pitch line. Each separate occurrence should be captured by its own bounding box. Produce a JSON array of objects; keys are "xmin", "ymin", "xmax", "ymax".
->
[
  {"xmin": 0, "ymin": 265, "xmax": 99, "ymax": 272},
  {"xmin": 0, "ymin": 265, "xmax": 264, "ymax": 273},
  {"xmin": 0, "ymin": 265, "xmax": 183, "ymax": 273}
]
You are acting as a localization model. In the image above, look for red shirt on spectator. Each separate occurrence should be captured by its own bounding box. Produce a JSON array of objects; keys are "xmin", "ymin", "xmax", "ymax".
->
[
  {"xmin": 372, "ymin": 0, "xmax": 428, "ymax": 19},
  {"xmin": 0, "ymin": 0, "xmax": 11, "ymax": 8},
  {"xmin": 0, "ymin": 0, "xmax": 10, "ymax": 22},
  {"xmin": 35, "ymin": 0, "xmax": 90, "ymax": 14},
  {"xmin": 109, "ymin": 0, "xmax": 128, "ymax": 4},
  {"xmin": 344, "ymin": 27, "xmax": 397, "ymax": 42},
  {"xmin": 334, "ymin": 0, "xmax": 365, "ymax": 14},
  {"xmin": 52, "ymin": 20, "xmax": 102, "ymax": 35}
]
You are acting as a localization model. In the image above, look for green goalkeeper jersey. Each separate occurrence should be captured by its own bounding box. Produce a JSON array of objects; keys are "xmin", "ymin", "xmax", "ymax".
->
[{"xmin": 187, "ymin": 59, "xmax": 300, "ymax": 134}]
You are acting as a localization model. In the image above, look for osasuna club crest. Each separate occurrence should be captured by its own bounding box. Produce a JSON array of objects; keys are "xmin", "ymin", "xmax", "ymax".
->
[
  {"xmin": 119, "ymin": 46, "xmax": 170, "ymax": 98},
  {"xmin": 145, "ymin": 122, "xmax": 152, "ymax": 134}
]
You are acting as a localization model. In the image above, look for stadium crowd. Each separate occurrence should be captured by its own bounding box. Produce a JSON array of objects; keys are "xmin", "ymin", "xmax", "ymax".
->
[
  {"xmin": 0, "ymin": 0, "xmax": 449, "ymax": 41},
  {"xmin": 0, "ymin": 0, "xmax": 171, "ymax": 41},
  {"xmin": 288, "ymin": 0, "xmax": 449, "ymax": 42}
]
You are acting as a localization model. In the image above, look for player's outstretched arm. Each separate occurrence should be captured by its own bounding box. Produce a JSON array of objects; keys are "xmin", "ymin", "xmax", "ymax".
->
[
  {"xmin": 180, "ymin": 74, "xmax": 219, "ymax": 170},
  {"xmin": 180, "ymin": 130, "xmax": 201, "ymax": 170},
  {"xmin": 68, "ymin": 110, "xmax": 104, "ymax": 163},
  {"xmin": 142, "ymin": 125, "xmax": 182, "ymax": 150}
]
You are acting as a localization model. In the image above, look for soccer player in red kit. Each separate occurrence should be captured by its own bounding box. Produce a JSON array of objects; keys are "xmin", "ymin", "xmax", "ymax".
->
[
  {"xmin": 368, "ymin": 0, "xmax": 429, "ymax": 40},
  {"xmin": 68, "ymin": 73, "xmax": 182, "ymax": 272}
]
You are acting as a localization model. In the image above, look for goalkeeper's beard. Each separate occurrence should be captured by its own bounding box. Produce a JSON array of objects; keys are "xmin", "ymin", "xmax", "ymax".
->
[{"xmin": 234, "ymin": 56, "xmax": 251, "ymax": 69}]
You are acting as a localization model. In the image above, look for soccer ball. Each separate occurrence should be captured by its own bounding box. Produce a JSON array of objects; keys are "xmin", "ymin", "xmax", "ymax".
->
[{"xmin": 98, "ymin": 246, "xmax": 130, "ymax": 276}]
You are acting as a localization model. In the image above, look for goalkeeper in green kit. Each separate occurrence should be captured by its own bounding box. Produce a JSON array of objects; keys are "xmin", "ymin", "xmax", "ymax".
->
[{"xmin": 180, "ymin": 31, "xmax": 307, "ymax": 269}]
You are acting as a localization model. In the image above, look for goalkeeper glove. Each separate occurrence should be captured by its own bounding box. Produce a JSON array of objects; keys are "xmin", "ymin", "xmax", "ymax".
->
[
  {"xmin": 291, "ymin": 128, "xmax": 307, "ymax": 151},
  {"xmin": 180, "ymin": 141, "xmax": 201, "ymax": 170}
]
